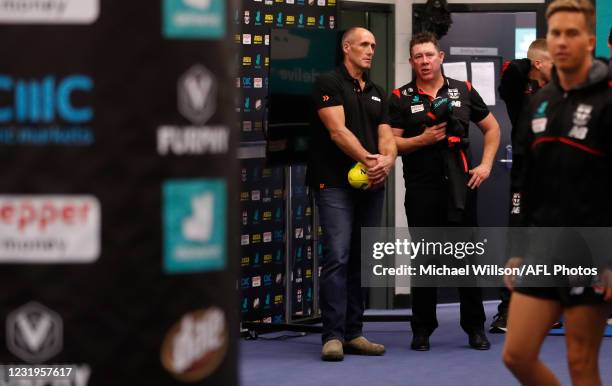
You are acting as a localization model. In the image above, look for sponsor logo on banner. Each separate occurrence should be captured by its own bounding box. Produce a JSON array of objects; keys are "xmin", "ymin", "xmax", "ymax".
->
[
  {"xmin": 241, "ymin": 298, "xmax": 248, "ymax": 312},
  {"xmin": 252, "ymin": 276, "xmax": 261, "ymax": 287},
  {"xmin": 161, "ymin": 308, "xmax": 228, "ymax": 382},
  {"xmin": 329, "ymin": 15, "xmax": 335, "ymax": 28},
  {"xmin": 286, "ymin": 14, "xmax": 295, "ymax": 25},
  {"xmin": 254, "ymin": 54, "xmax": 262, "ymax": 69},
  {"xmin": 264, "ymin": 253, "xmax": 272, "ymax": 264},
  {"xmin": 242, "ymin": 56, "xmax": 252, "ymax": 66},
  {"xmin": 328, "ymin": 0, "xmax": 335, "ymax": 5},
  {"xmin": 251, "ymin": 234, "xmax": 261, "ymax": 244},
  {"xmin": 274, "ymin": 294, "xmax": 283, "ymax": 305},
  {"xmin": 6, "ymin": 302, "xmax": 63, "ymax": 363},
  {"xmin": 254, "ymin": 77, "xmax": 263, "ymax": 88},
  {"xmin": 157, "ymin": 65, "xmax": 229, "ymax": 156},
  {"xmin": 242, "ymin": 77, "xmax": 252, "ymax": 88},
  {"xmin": 240, "ymin": 277, "xmax": 250, "ymax": 289},
  {"xmin": 275, "ymin": 12, "xmax": 283, "ymax": 26},
  {"xmin": 0, "ymin": 0, "xmax": 99, "ymax": 24},
  {"xmin": 252, "ymin": 252, "xmax": 261, "ymax": 267},
  {"xmin": 162, "ymin": 179, "xmax": 226, "ymax": 274},
  {"xmin": 241, "ymin": 256, "xmax": 249, "ymax": 266},
  {"xmin": 263, "ymin": 231, "xmax": 272, "ymax": 243},
  {"xmin": 0, "ymin": 74, "xmax": 94, "ymax": 147},
  {"xmin": 242, "ymin": 33, "xmax": 251, "ymax": 44},
  {"xmin": 251, "ymin": 190, "xmax": 261, "ymax": 201},
  {"xmin": 254, "ymin": 10, "xmax": 262, "ymax": 25},
  {"xmin": 243, "ymin": 10, "xmax": 249, "ymax": 24},
  {"xmin": 264, "ymin": 13, "xmax": 273, "ymax": 23},
  {"xmin": 0, "ymin": 195, "xmax": 100, "ymax": 263},
  {"xmin": 240, "ymin": 191, "xmax": 249, "ymax": 201},
  {"xmin": 317, "ymin": 0, "xmax": 325, "ymax": 5},
  {"xmin": 243, "ymin": 96, "xmax": 251, "ymax": 112},
  {"xmin": 242, "ymin": 121, "xmax": 252, "ymax": 132},
  {"xmin": 254, "ymin": 34, "xmax": 263, "ymax": 44},
  {"xmin": 265, "ymin": 34, "xmax": 270, "ymax": 45},
  {"xmin": 234, "ymin": 33, "xmax": 240, "ymax": 43},
  {"xmin": 265, "ymin": 0, "xmax": 273, "ymax": 4},
  {"xmin": 163, "ymin": 0, "xmax": 225, "ymax": 39}
]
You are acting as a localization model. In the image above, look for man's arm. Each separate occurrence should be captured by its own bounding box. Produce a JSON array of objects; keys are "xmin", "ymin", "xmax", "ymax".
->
[
  {"xmin": 392, "ymin": 123, "xmax": 447, "ymax": 154},
  {"xmin": 467, "ymin": 113, "xmax": 500, "ymax": 189},
  {"xmin": 368, "ymin": 123, "xmax": 397, "ymax": 185},
  {"xmin": 318, "ymin": 105, "xmax": 377, "ymax": 168}
]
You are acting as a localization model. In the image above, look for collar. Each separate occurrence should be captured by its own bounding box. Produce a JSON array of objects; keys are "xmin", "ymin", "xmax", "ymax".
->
[
  {"xmin": 408, "ymin": 76, "xmax": 450, "ymax": 99},
  {"xmin": 337, "ymin": 64, "xmax": 372, "ymax": 89}
]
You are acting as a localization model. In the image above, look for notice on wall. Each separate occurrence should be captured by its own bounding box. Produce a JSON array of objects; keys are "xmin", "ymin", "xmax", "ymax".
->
[
  {"xmin": 442, "ymin": 62, "xmax": 468, "ymax": 82},
  {"xmin": 470, "ymin": 62, "xmax": 496, "ymax": 106}
]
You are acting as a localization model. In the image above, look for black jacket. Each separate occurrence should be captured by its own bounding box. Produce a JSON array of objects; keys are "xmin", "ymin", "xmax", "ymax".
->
[{"xmin": 510, "ymin": 60, "xmax": 612, "ymax": 268}]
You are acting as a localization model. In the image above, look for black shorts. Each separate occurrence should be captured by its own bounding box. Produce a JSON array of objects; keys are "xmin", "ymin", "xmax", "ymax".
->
[{"xmin": 515, "ymin": 286, "xmax": 606, "ymax": 307}]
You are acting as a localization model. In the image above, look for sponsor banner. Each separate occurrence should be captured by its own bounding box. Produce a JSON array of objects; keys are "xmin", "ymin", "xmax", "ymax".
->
[
  {"xmin": 0, "ymin": 0, "xmax": 99, "ymax": 24},
  {"xmin": 161, "ymin": 307, "xmax": 228, "ymax": 382},
  {"xmin": 163, "ymin": 0, "xmax": 226, "ymax": 39},
  {"xmin": 163, "ymin": 179, "xmax": 227, "ymax": 274},
  {"xmin": 0, "ymin": 195, "xmax": 101, "ymax": 263}
]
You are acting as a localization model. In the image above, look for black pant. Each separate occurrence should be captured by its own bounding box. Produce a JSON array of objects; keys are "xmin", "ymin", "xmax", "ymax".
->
[{"xmin": 405, "ymin": 185, "xmax": 486, "ymax": 335}]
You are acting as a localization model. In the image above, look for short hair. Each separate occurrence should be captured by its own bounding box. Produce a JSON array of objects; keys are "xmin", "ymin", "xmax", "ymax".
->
[
  {"xmin": 409, "ymin": 32, "xmax": 441, "ymax": 57},
  {"xmin": 341, "ymin": 27, "xmax": 368, "ymax": 47},
  {"xmin": 545, "ymin": 0, "xmax": 595, "ymax": 34},
  {"xmin": 527, "ymin": 38, "xmax": 548, "ymax": 60}
]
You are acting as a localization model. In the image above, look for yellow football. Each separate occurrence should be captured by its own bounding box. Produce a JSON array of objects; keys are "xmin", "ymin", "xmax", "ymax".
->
[{"xmin": 347, "ymin": 162, "xmax": 369, "ymax": 189}]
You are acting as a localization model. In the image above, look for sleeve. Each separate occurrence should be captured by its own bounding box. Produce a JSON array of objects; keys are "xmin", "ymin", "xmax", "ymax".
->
[
  {"xmin": 313, "ymin": 74, "xmax": 343, "ymax": 110},
  {"xmin": 388, "ymin": 89, "xmax": 404, "ymax": 129},
  {"xmin": 507, "ymin": 98, "xmax": 535, "ymax": 258},
  {"xmin": 498, "ymin": 60, "xmax": 529, "ymax": 127},
  {"xmin": 466, "ymin": 81, "xmax": 490, "ymax": 123},
  {"xmin": 379, "ymin": 90, "xmax": 390, "ymax": 125}
]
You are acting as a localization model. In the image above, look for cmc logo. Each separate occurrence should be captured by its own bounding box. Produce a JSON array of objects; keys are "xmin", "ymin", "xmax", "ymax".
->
[
  {"xmin": 0, "ymin": 75, "xmax": 92, "ymax": 123},
  {"xmin": 0, "ymin": 74, "xmax": 94, "ymax": 146},
  {"xmin": 161, "ymin": 307, "xmax": 228, "ymax": 382},
  {"xmin": 6, "ymin": 302, "xmax": 63, "ymax": 363}
]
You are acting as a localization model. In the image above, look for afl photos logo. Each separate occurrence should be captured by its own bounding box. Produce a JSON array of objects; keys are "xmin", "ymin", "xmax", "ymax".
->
[{"xmin": 161, "ymin": 307, "xmax": 228, "ymax": 382}]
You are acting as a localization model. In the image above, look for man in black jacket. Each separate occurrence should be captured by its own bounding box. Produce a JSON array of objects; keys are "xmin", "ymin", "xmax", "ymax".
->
[
  {"xmin": 502, "ymin": 1, "xmax": 612, "ymax": 384},
  {"xmin": 491, "ymin": 38, "xmax": 552, "ymax": 333}
]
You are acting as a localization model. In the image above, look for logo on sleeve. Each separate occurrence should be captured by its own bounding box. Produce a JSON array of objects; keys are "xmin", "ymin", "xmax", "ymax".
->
[
  {"xmin": 371, "ymin": 96, "xmax": 381, "ymax": 102},
  {"xmin": 322, "ymin": 95, "xmax": 330, "ymax": 102}
]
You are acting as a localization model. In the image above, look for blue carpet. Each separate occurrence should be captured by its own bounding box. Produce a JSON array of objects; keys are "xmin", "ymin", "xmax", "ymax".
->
[
  {"xmin": 550, "ymin": 324, "xmax": 612, "ymax": 337},
  {"xmin": 240, "ymin": 302, "xmax": 612, "ymax": 386}
]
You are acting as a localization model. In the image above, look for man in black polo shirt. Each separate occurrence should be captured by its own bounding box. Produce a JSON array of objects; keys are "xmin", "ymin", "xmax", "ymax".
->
[
  {"xmin": 390, "ymin": 32, "xmax": 500, "ymax": 351},
  {"xmin": 308, "ymin": 26, "xmax": 397, "ymax": 361}
]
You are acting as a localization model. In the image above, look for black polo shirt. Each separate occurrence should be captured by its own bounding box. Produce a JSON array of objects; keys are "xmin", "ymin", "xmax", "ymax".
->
[
  {"xmin": 389, "ymin": 77, "xmax": 489, "ymax": 188},
  {"xmin": 307, "ymin": 64, "xmax": 390, "ymax": 189}
]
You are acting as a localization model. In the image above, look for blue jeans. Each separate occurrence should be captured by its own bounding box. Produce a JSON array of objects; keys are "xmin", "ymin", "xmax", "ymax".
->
[{"xmin": 315, "ymin": 187, "xmax": 384, "ymax": 343}]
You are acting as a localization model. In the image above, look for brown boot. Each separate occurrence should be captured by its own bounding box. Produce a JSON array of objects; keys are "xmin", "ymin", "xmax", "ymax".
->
[
  {"xmin": 321, "ymin": 339, "xmax": 344, "ymax": 361},
  {"xmin": 343, "ymin": 336, "xmax": 385, "ymax": 356}
]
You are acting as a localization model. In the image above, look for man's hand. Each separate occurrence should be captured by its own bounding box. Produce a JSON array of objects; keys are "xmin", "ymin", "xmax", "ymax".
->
[
  {"xmin": 504, "ymin": 257, "xmax": 524, "ymax": 291},
  {"xmin": 467, "ymin": 164, "xmax": 491, "ymax": 189},
  {"xmin": 595, "ymin": 268, "xmax": 612, "ymax": 302},
  {"xmin": 418, "ymin": 122, "xmax": 447, "ymax": 146},
  {"xmin": 367, "ymin": 153, "xmax": 394, "ymax": 184}
]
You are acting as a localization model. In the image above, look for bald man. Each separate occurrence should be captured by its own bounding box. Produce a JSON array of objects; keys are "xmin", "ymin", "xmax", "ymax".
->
[{"xmin": 308, "ymin": 27, "xmax": 396, "ymax": 361}]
